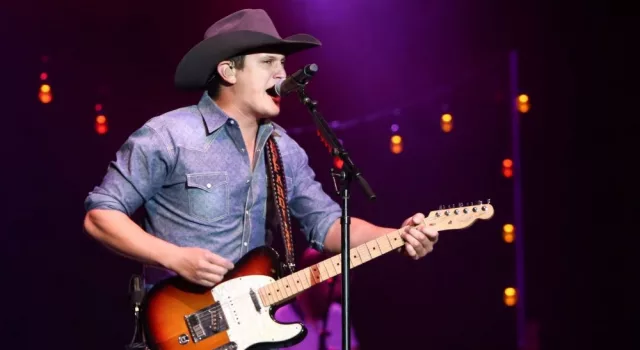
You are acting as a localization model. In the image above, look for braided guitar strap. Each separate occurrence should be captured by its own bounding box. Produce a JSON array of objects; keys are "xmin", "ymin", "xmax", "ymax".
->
[{"xmin": 265, "ymin": 136, "xmax": 296, "ymax": 274}]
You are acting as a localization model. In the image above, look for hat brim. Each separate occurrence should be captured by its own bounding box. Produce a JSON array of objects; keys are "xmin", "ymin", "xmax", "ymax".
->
[{"xmin": 175, "ymin": 30, "xmax": 321, "ymax": 90}]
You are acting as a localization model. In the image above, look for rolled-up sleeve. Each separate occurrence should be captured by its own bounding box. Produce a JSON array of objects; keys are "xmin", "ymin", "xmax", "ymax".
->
[
  {"xmin": 289, "ymin": 147, "xmax": 341, "ymax": 251},
  {"xmin": 84, "ymin": 124, "xmax": 174, "ymax": 216}
]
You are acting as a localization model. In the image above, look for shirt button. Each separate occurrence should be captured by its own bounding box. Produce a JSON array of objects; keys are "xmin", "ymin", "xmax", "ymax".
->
[
  {"xmin": 246, "ymin": 179, "xmax": 250, "ymax": 184},
  {"xmin": 240, "ymin": 148, "xmax": 245, "ymax": 152},
  {"xmin": 245, "ymin": 210, "xmax": 249, "ymax": 215},
  {"xmin": 229, "ymin": 120, "xmax": 235, "ymax": 125},
  {"xmin": 206, "ymin": 183, "xmax": 212, "ymax": 188},
  {"xmin": 243, "ymin": 242, "xmax": 248, "ymax": 246}
]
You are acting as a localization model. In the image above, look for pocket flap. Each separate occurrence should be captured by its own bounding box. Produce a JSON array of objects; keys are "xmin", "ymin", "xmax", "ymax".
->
[{"xmin": 186, "ymin": 172, "xmax": 228, "ymax": 192}]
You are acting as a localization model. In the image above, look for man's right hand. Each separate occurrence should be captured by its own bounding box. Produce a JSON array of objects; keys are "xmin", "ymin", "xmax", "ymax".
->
[{"xmin": 165, "ymin": 247, "xmax": 235, "ymax": 287}]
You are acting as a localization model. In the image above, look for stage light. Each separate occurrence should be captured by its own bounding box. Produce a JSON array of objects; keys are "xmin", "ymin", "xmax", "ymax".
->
[
  {"xmin": 95, "ymin": 114, "xmax": 108, "ymax": 135},
  {"xmin": 40, "ymin": 72, "xmax": 48, "ymax": 80},
  {"xmin": 390, "ymin": 134, "xmax": 403, "ymax": 154},
  {"xmin": 333, "ymin": 156, "xmax": 344, "ymax": 170},
  {"xmin": 517, "ymin": 94, "xmax": 530, "ymax": 113},
  {"xmin": 502, "ymin": 158, "xmax": 513, "ymax": 178},
  {"xmin": 441, "ymin": 113, "xmax": 453, "ymax": 133},
  {"xmin": 503, "ymin": 224, "xmax": 515, "ymax": 243},
  {"xmin": 38, "ymin": 83, "xmax": 52, "ymax": 104},
  {"xmin": 95, "ymin": 103, "xmax": 103, "ymax": 112},
  {"xmin": 504, "ymin": 287, "xmax": 517, "ymax": 307},
  {"xmin": 391, "ymin": 124, "xmax": 399, "ymax": 133}
]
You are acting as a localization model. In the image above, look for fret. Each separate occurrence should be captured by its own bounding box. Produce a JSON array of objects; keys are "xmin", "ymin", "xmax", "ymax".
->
[
  {"xmin": 283, "ymin": 275, "xmax": 296, "ymax": 295},
  {"xmin": 290, "ymin": 272, "xmax": 303, "ymax": 293},
  {"xmin": 274, "ymin": 280, "xmax": 286, "ymax": 300},
  {"xmin": 265, "ymin": 285, "xmax": 275, "ymax": 305},
  {"xmin": 330, "ymin": 255, "xmax": 342, "ymax": 272},
  {"xmin": 357, "ymin": 244, "xmax": 372, "ymax": 262},
  {"xmin": 317, "ymin": 261, "xmax": 330, "ymax": 281},
  {"xmin": 366, "ymin": 240, "xmax": 382, "ymax": 258},
  {"xmin": 350, "ymin": 249, "xmax": 362, "ymax": 267},
  {"xmin": 376, "ymin": 235, "xmax": 393, "ymax": 253},
  {"xmin": 257, "ymin": 287, "xmax": 267, "ymax": 305},
  {"xmin": 279, "ymin": 277, "xmax": 290, "ymax": 297},
  {"xmin": 309, "ymin": 265, "xmax": 321, "ymax": 285},
  {"xmin": 322, "ymin": 259, "xmax": 337, "ymax": 277},
  {"xmin": 266, "ymin": 283, "xmax": 277, "ymax": 304},
  {"xmin": 300, "ymin": 267, "xmax": 311, "ymax": 289},
  {"xmin": 387, "ymin": 230, "xmax": 405, "ymax": 249}
]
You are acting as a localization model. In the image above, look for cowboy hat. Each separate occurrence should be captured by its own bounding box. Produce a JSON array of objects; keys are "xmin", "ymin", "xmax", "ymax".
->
[{"xmin": 174, "ymin": 8, "xmax": 321, "ymax": 90}]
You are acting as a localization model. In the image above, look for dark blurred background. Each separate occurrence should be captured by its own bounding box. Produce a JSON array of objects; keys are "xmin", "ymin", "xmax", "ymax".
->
[{"xmin": 1, "ymin": 1, "xmax": 627, "ymax": 349}]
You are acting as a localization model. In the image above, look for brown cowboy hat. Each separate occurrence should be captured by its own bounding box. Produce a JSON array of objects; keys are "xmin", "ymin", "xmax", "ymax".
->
[{"xmin": 174, "ymin": 8, "xmax": 321, "ymax": 90}]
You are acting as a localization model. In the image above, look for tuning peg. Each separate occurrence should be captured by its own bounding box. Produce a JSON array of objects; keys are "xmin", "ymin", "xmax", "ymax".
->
[
  {"xmin": 458, "ymin": 202, "xmax": 464, "ymax": 207},
  {"xmin": 438, "ymin": 204, "xmax": 444, "ymax": 210},
  {"xmin": 487, "ymin": 198, "xmax": 491, "ymax": 204},
  {"xmin": 476, "ymin": 200, "xmax": 482, "ymax": 205}
]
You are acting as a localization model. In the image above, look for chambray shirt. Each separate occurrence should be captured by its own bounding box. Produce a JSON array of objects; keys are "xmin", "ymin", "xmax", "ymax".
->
[{"xmin": 84, "ymin": 93, "xmax": 341, "ymax": 270}]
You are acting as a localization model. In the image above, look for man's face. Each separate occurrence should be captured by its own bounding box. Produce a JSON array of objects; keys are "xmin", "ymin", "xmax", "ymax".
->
[{"xmin": 232, "ymin": 53, "xmax": 286, "ymax": 118}]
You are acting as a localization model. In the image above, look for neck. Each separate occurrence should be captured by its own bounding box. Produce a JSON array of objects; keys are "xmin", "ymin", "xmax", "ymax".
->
[{"xmin": 214, "ymin": 94, "xmax": 260, "ymax": 144}]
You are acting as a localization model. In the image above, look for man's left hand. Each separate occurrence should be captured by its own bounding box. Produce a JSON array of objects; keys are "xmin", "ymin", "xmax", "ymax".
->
[{"xmin": 400, "ymin": 213, "xmax": 439, "ymax": 260}]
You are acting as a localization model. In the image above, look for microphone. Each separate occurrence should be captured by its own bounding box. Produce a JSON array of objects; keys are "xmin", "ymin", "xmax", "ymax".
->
[{"xmin": 267, "ymin": 63, "xmax": 318, "ymax": 97}]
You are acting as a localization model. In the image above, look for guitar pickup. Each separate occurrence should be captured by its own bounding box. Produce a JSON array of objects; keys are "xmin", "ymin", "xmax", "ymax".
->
[{"xmin": 184, "ymin": 302, "xmax": 229, "ymax": 343}]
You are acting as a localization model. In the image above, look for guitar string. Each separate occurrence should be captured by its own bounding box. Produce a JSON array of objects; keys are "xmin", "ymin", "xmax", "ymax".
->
[
  {"xmin": 179, "ymin": 216, "xmax": 460, "ymax": 323},
  {"xmin": 189, "ymin": 240, "xmax": 402, "ymax": 324},
  {"xmin": 186, "ymin": 227, "xmax": 415, "ymax": 324}
]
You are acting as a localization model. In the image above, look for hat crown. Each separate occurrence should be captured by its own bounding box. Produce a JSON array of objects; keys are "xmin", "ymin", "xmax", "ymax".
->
[{"xmin": 205, "ymin": 9, "xmax": 281, "ymax": 40}]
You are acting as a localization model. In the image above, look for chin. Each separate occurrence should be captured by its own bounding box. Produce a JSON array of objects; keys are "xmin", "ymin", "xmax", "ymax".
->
[{"xmin": 262, "ymin": 106, "xmax": 281, "ymax": 118}]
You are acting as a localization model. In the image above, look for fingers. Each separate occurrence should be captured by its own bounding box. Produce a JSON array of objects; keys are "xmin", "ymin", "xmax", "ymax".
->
[
  {"xmin": 402, "ymin": 212, "xmax": 426, "ymax": 227},
  {"xmin": 205, "ymin": 251, "xmax": 235, "ymax": 270},
  {"xmin": 198, "ymin": 258, "xmax": 230, "ymax": 276},
  {"xmin": 411, "ymin": 212, "xmax": 425, "ymax": 225},
  {"xmin": 402, "ymin": 226, "xmax": 427, "ymax": 257},
  {"xmin": 404, "ymin": 242, "xmax": 419, "ymax": 260},
  {"xmin": 402, "ymin": 223, "xmax": 440, "ymax": 259},
  {"xmin": 194, "ymin": 271, "xmax": 224, "ymax": 287}
]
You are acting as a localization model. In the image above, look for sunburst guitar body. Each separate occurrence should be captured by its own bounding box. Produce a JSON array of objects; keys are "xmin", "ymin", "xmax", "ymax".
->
[{"xmin": 141, "ymin": 202, "xmax": 495, "ymax": 350}]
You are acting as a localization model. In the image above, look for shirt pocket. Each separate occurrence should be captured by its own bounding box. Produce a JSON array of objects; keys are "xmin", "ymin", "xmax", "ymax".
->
[{"xmin": 186, "ymin": 172, "xmax": 229, "ymax": 223}]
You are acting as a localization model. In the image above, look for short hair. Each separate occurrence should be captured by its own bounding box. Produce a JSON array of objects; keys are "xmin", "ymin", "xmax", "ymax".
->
[{"xmin": 206, "ymin": 55, "xmax": 246, "ymax": 99}]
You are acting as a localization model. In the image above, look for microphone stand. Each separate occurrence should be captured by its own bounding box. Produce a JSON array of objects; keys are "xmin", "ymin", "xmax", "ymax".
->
[{"xmin": 296, "ymin": 87, "xmax": 376, "ymax": 350}]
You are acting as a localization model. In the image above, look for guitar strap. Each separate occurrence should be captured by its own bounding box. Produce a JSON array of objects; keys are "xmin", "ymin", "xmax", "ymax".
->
[{"xmin": 265, "ymin": 135, "xmax": 296, "ymax": 274}]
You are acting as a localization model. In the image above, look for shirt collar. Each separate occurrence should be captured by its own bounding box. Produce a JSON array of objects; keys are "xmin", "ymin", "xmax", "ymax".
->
[{"xmin": 196, "ymin": 92, "xmax": 288, "ymax": 136}]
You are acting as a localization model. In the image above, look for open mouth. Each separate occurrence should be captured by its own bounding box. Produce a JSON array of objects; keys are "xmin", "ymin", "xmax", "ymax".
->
[{"xmin": 271, "ymin": 95, "xmax": 281, "ymax": 107}]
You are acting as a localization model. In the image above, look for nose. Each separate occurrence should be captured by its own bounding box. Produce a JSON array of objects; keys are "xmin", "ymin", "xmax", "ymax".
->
[{"xmin": 274, "ymin": 65, "xmax": 286, "ymax": 80}]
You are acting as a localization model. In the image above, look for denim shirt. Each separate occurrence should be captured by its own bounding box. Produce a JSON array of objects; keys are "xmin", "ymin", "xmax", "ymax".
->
[{"xmin": 84, "ymin": 93, "xmax": 341, "ymax": 269}]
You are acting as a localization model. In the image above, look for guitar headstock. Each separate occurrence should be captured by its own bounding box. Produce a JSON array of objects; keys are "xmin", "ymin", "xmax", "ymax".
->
[{"xmin": 423, "ymin": 200, "xmax": 494, "ymax": 231}]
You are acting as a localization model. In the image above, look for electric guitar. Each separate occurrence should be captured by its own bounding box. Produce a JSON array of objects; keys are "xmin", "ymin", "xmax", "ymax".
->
[{"xmin": 141, "ymin": 202, "xmax": 495, "ymax": 350}]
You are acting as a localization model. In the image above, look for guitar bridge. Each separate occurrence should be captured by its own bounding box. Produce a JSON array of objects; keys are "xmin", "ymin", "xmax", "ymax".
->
[{"xmin": 184, "ymin": 302, "xmax": 229, "ymax": 343}]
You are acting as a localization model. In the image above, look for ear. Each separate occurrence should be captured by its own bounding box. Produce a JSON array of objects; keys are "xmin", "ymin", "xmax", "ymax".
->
[{"xmin": 216, "ymin": 61, "xmax": 237, "ymax": 84}]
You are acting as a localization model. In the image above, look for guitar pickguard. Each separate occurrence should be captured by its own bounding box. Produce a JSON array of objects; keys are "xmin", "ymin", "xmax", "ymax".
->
[{"xmin": 212, "ymin": 275, "xmax": 304, "ymax": 349}]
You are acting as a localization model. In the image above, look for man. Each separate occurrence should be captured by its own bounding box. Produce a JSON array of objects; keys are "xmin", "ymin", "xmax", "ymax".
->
[
  {"xmin": 84, "ymin": 6, "xmax": 436, "ymax": 314},
  {"xmin": 275, "ymin": 248, "xmax": 360, "ymax": 350}
]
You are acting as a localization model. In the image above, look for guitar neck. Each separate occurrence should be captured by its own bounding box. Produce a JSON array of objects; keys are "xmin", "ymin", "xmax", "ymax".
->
[
  {"xmin": 256, "ymin": 202, "xmax": 494, "ymax": 307},
  {"xmin": 257, "ymin": 227, "xmax": 406, "ymax": 307}
]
